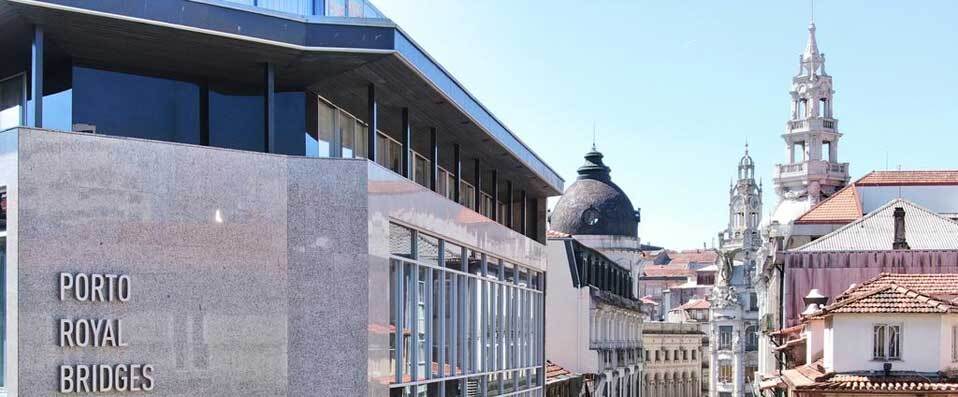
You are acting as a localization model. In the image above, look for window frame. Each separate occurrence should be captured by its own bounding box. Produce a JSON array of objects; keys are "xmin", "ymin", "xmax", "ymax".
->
[{"xmin": 873, "ymin": 323, "xmax": 902, "ymax": 361}]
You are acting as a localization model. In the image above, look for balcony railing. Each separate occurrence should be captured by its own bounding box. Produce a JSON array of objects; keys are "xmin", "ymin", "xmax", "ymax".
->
[{"xmin": 787, "ymin": 118, "xmax": 838, "ymax": 132}]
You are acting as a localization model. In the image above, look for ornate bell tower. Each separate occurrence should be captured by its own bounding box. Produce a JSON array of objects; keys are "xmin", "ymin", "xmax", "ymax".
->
[
  {"xmin": 773, "ymin": 22, "xmax": 850, "ymax": 205},
  {"xmin": 720, "ymin": 144, "xmax": 763, "ymax": 253}
]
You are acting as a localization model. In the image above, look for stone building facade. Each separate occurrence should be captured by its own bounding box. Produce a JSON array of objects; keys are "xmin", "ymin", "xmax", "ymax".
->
[{"xmin": 642, "ymin": 322, "xmax": 705, "ymax": 397}]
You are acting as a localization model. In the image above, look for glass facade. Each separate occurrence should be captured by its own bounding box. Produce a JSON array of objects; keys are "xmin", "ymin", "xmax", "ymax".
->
[
  {"xmin": 73, "ymin": 66, "xmax": 201, "ymax": 143},
  {"xmin": 220, "ymin": 0, "xmax": 385, "ymax": 19},
  {"xmin": 388, "ymin": 223, "xmax": 544, "ymax": 397},
  {"xmin": 0, "ymin": 75, "xmax": 24, "ymax": 131}
]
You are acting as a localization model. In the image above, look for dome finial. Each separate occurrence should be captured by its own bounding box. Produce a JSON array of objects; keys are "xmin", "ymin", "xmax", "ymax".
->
[{"xmin": 592, "ymin": 122, "xmax": 597, "ymax": 151}]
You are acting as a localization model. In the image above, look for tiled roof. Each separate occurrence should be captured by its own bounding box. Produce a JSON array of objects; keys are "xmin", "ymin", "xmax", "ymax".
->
[
  {"xmin": 835, "ymin": 273, "xmax": 958, "ymax": 304},
  {"xmin": 668, "ymin": 249, "xmax": 719, "ymax": 264},
  {"xmin": 781, "ymin": 359, "xmax": 826, "ymax": 388},
  {"xmin": 795, "ymin": 198, "xmax": 958, "ymax": 252},
  {"xmin": 642, "ymin": 249, "xmax": 718, "ymax": 277},
  {"xmin": 798, "ymin": 373, "xmax": 958, "ymax": 392},
  {"xmin": 670, "ymin": 298, "xmax": 710, "ymax": 311},
  {"xmin": 825, "ymin": 284, "xmax": 956, "ymax": 314},
  {"xmin": 857, "ymin": 170, "xmax": 958, "ymax": 186},
  {"xmin": 795, "ymin": 184, "xmax": 862, "ymax": 224},
  {"xmin": 545, "ymin": 361, "xmax": 580, "ymax": 384},
  {"xmin": 793, "ymin": 170, "xmax": 958, "ymax": 225}
]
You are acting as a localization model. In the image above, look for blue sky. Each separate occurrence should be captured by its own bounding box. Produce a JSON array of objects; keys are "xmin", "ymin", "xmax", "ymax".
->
[{"xmin": 374, "ymin": 0, "xmax": 958, "ymax": 249}]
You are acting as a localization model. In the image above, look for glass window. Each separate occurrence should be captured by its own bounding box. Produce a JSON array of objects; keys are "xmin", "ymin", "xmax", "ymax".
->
[
  {"xmin": 746, "ymin": 326, "xmax": 759, "ymax": 351},
  {"xmin": 0, "ymin": 75, "xmax": 22, "ymax": 131},
  {"xmin": 416, "ymin": 233, "xmax": 440, "ymax": 266},
  {"xmin": 326, "ymin": 0, "xmax": 346, "ymax": 16},
  {"xmin": 443, "ymin": 242, "xmax": 463, "ymax": 270},
  {"xmin": 414, "ymin": 154, "xmax": 428, "ymax": 187},
  {"xmin": 73, "ymin": 66, "xmax": 201, "ymax": 144},
  {"xmin": 888, "ymin": 325, "xmax": 901, "ymax": 359},
  {"xmin": 389, "ymin": 223, "xmax": 414, "ymax": 259},
  {"xmin": 315, "ymin": 102, "xmax": 334, "ymax": 157},
  {"xmin": 209, "ymin": 83, "xmax": 265, "ymax": 152},
  {"xmin": 719, "ymin": 360, "xmax": 733, "ymax": 383},
  {"xmin": 719, "ymin": 326, "xmax": 733, "ymax": 350},
  {"xmin": 874, "ymin": 324, "xmax": 886, "ymax": 359},
  {"xmin": 347, "ymin": 0, "xmax": 364, "ymax": 17},
  {"xmin": 339, "ymin": 110, "xmax": 354, "ymax": 158},
  {"xmin": 354, "ymin": 122, "xmax": 368, "ymax": 159}
]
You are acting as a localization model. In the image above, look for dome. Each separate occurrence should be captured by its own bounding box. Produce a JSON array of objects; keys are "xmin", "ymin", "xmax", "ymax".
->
[{"xmin": 549, "ymin": 148, "xmax": 640, "ymax": 237}]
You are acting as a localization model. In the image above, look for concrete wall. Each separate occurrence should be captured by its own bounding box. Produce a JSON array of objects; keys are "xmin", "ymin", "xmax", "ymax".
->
[
  {"xmin": 13, "ymin": 129, "xmax": 368, "ymax": 396},
  {"xmin": 830, "ymin": 314, "xmax": 942, "ymax": 373}
]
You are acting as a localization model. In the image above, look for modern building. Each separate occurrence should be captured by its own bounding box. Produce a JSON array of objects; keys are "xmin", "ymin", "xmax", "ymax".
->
[
  {"xmin": 642, "ymin": 322, "xmax": 705, "ymax": 397},
  {"xmin": 545, "ymin": 148, "xmax": 644, "ymax": 397},
  {"xmin": 762, "ymin": 273, "xmax": 958, "ymax": 396},
  {"xmin": 709, "ymin": 146, "xmax": 762, "ymax": 397},
  {"xmin": 0, "ymin": 0, "xmax": 564, "ymax": 395}
]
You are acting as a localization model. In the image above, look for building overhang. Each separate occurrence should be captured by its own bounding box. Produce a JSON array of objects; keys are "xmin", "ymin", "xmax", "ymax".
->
[{"xmin": 0, "ymin": 0, "xmax": 564, "ymax": 196}]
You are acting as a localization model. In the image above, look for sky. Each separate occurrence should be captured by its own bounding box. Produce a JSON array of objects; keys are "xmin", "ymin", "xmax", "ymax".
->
[{"xmin": 373, "ymin": 0, "xmax": 958, "ymax": 249}]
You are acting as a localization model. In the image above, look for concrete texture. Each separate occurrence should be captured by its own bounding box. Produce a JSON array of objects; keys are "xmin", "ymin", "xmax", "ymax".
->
[{"xmin": 13, "ymin": 129, "xmax": 368, "ymax": 396}]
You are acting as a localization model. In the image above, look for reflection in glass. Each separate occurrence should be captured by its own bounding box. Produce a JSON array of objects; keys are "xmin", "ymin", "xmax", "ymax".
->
[
  {"xmin": 0, "ymin": 75, "xmax": 23, "ymax": 130},
  {"xmin": 326, "ymin": 0, "xmax": 346, "ymax": 16},
  {"xmin": 389, "ymin": 223, "xmax": 414, "ymax": 259},
  {"xmin": 316, "ymin": 101, "xmax": 334, "ymax": 157},
  {"xmin": 74, "ymin": 67, "xmax": 201, "ymax": 143},
  {"xmin": 340, "ymin": 110, "xmax": 354, "ymax": 158}
]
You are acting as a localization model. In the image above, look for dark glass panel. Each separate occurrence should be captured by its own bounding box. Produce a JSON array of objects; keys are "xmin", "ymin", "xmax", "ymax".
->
[
  {"xmin": 274, "ymin": 91, "xmax": 306, "ymax": 156},
  {"xmin": 72, "ymin": 66, "xmax": 200, "ymax": 144},
  {"xmin": 209, "ymin": 83, "xmax": 264, "ymax": 152}
]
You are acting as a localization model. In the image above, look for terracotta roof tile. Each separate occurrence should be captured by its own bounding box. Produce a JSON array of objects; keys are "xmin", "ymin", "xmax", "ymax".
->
[
  {"xmin": 667, "ymin": 249, "xmax": 720, "ymax": 264},
  {"xmin": 826, "ymin": 284, "xmax": 954, "ymax": 314},
  {"xmin": 857, "ymin": 170, "xmax": 958, "ymax": 186},
  {"xmin": 545, "ymin": 361, "xmax": 580, "ymax": 384},
  {"xmin": 836, "ymin": 273, "xmax": 958, "ymax": 303},
  {"xmin": 795, "ymin": 184, "xmax": 862, "ymax": 224},
  {"xmin": 798, "ymin": 373, "xmax": 958, "ymax": 392},
  {"xmin": 671, "ymin": 298, "xmax": 710, "ymax": 311}
]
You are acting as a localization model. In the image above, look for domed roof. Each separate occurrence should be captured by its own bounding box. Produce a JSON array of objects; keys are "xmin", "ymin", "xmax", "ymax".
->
[{"xmin": 549, "ymin": 148, "xmax": 640, "ymax": 237}]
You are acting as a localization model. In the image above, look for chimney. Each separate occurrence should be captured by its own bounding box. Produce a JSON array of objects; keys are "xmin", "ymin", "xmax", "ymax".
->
[
  {"xmin": 893, "ymin": 207, "xmax": 910, "ymax": 250},
  {"xmin": 802, "ymin": 289, "xmax": 829, "ymax": 316}
]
